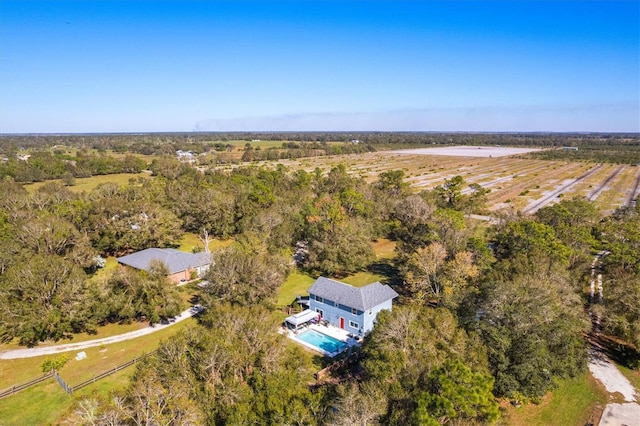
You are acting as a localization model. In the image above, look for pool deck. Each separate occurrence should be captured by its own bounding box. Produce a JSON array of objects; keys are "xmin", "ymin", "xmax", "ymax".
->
[{"xmin": 283, "ymin": 323, "xmax": 360, "ymax": 357}]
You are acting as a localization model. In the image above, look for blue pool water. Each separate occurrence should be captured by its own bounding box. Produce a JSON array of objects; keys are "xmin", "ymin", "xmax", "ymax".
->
[{"xmin": 297, "ymin": 329, "xmax": 348, "ymax": 354}]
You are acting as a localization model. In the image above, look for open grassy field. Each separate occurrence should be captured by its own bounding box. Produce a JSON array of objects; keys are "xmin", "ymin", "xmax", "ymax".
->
[
  {"xmin": 23, "ymin": 172, "xmax": 151, "ymax": 194},
  {"xmin": 177, "ymin": 233, "xmax": 233, "ymax": 253},
  {"xmin": 0, "ymin": 320, "xmax": 193, "ymax": 424},
  {"xmin": 500, "ymin": 370, "xmax": 608, "ymax": 426},
  {"xmin": 247, "ymin": 148, "xmax": 640, "ymax": 214},
  {"xmin": 200, "ymin": 139, "xmax": 346, "ymax": 152},
  {"xmin": 0, "ymin": 319, "xmax": 192, "ymax": 390},
  {"xmin": 209, "ymin": 139, "xmax": 293, "ymax": 151}
]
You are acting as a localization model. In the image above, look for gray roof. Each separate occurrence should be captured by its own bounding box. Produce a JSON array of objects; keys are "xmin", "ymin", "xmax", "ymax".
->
[
  {"xmin": 308, "ymin": 277, "xmax": 399, "ymax": 311},
  {"xmin": 116, "ymin": 248, "xmax": 210, "ymax": 275}
]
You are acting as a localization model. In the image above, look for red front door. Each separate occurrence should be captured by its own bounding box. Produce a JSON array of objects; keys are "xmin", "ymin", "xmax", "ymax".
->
[{"xmin": 339, "ymin": 317, "xmax": 345, "ymax": 329}]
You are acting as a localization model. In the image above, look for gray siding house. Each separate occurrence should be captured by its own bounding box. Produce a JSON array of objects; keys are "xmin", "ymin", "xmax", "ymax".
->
[{"xmin": 308, "ymin": 277, "xmax": 398, "ymax": 336}]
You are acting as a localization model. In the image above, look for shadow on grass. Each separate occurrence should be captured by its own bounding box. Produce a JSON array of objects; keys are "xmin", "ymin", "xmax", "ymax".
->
[
  {"xmin": 366, "ymin": 259, "xmax": 402, "ymax": 287},
  {"xmin": 590, "ymin": 332, "xmax": 640, "ymax": 369}
]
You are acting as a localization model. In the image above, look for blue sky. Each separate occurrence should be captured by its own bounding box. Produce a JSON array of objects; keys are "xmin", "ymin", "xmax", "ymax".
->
[{"xmin": 1, "ymin": 0, "xmax": 638, "ymax": 133}]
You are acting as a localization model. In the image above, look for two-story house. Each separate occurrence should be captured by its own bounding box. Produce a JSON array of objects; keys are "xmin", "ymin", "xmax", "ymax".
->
[{"xmin": 308, "ymin": 277, "xmax": 399, "ymax": 336}]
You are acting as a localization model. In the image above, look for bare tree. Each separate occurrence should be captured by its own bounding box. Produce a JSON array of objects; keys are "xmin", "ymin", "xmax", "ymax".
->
[{"xmin": 198, "ymin": 227, "xmax": 211, "ymax": 254}]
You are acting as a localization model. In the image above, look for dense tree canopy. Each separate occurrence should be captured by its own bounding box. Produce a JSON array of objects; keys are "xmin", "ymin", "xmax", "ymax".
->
[
  {"xmin": 598, "ymin": 206, "xmax": 640, "ymax": 350},
  {"xmin": 1, "ymin": 143, "xmax": 638, "ymax": 423}
]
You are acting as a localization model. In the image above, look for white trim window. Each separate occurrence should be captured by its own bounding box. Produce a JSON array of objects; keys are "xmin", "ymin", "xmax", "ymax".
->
[
  {"xmin": 315, "ymin": 308, "xmax": 324, "ymax": 318},
  {"xmin": 349, "ymin": 320, "xmax": 359, "ymax": 329},
  {"xmin": 351, "ymin": 308, "xmax": 358, "ymax": 315},
  {"xmin": 315, "ymin": 295, "xmax": 324, "ymax": 304}
]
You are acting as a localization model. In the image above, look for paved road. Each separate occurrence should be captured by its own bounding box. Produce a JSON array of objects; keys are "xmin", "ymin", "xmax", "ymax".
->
[{"xmin": 0, "ymin": 306, "xmax": 202, "ymax": 360}]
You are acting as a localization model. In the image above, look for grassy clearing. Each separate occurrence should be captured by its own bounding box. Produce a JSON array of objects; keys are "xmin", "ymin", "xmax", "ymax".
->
[
  {"xmin": 216, "ymin": 139, "xmax": 290, "ymax": 151},
  {"xmin": 500, "ymin": 371, "xmax": 608, "ymax": 426},
  {"xmin": 276, "ymin": 268, "xmax": 390, "ymax": 307},
  {"xmin": 617, "ymin": 363, "xmax": 640, "ymax": 392},
  {"xmin": 87, "ymin": 255, "xmax": 119, "ymax": 284},
  {"xmin": 0, "ymin": 318, "xmax": 192, "ymax": 391},
  {"xmin": 277, "ymin": 270, "xmax": 316, "ymax": 306},
  {"xmin": 0, "ymin": 380, "xmax": 71, "ymax": 425},
  {"xmin": 341, "ymin": 271, "xmax": 387, "ymax": 287},
  {"xmin": 595, "ymin": 166, "xmax": 638, "ymax": 213},
  {"xmin": 276, "ymin": 238, "xmax": 398, "ymax": 307},
  {"xmin": 0, "ymin": 358, "xmax": 140, "ymax": 425},
  {"xmin": 0, "ymin": 321, "xmax": 191, "ymax": 424},
  {"xmin": 177, "ymin": 233, "xmax": 233, "ymax": 253},
  {"xmin": 372, "ymin": 238, "xmax": 396, "ymax": 259},
  {"xmin": 22, "ymin": 172, "xmax": 150, "ymax": 194}
]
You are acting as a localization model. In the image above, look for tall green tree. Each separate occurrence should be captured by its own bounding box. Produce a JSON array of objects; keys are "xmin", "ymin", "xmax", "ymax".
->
[
  {"xmin": 361, "ymin": 306, "xmax": 491, "ymax": 424},
  {"xmin": 598, "ymin": 207, "xmax": 640, "ymax": 350},
  {"xmin": 469, "ymin": 271, "xmax": 589, "ymax": 399},
  {"xmin": 414, "ymin": 359, "xmax": 499, "ymax": 425},
  {"xmin": 0, "ymin": 254, "xmax": 94, "ymax": 345},
  {"xmin": 202, "ymin": 246, "xmax": 289, "ymax": 306},
  {"xmin": 536, "ymin": 197, "xmax": 599, "ymax": 268}
]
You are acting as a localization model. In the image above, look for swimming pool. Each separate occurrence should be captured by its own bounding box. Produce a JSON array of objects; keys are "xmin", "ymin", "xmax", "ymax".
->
[{"xmin": 296, "ymin": 329, "xmax": 348, "ymax": 355}]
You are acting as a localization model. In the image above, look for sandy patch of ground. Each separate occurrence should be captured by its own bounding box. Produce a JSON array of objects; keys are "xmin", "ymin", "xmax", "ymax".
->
[
  {"xmin": 598, "ymin": 403, "xmax": 640, "ymax": 426},
  {"xmin": 386, "ymin": 146, "xmax": 543, "ymax": 158},
  {"xmin": 589, "ymin": 350, "xmax": 637, "ymax": 402}
]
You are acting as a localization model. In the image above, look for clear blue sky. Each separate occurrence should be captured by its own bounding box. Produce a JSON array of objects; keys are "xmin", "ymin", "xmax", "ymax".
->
[{"xmin": 1, "ymin": 0, "xmax": 638, "ymax": 133}]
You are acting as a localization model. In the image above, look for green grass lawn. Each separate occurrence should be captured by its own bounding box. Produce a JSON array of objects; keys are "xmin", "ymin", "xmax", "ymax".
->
[
  {"xmin": 87, "ymin": 255, "xmax": 119, "ymax": 284},
  {"xmin": 500, "ymin": 371, "xmax": 608, "ymax": 426},
  {"xmin": 617, "ymin": 363, "xmax": 640, "ymax": 392},
  {"xmin": 276, "ymin": 269, "xmax": 388, "ymax": 307},
  {"xmin": 277, "ymin": 270, "xmax": 316, "ymax": 307},
  {"xmin": 0, "ymin": 318, "xmax": 193, "ymax": 390},
  {"xmin": 22, "ymin": 172, "xmax": 150, "ymax": 194},
  {"xmin": 0, "ymin": 320, "xmax": 193, "ymax": 424},
  {"xmin": 0, "ymin": 380, "xmax": 72, "ymax": 425},
  {"xmin": 341, "ymin": 271, "xmax": 387, "ymax": 287},
  {"xmin": 177, "ymin": 233, "xmax": 233, "ymax": 253},
  {"xmin": 0, "ymin": 360, "xmax": 139, "ymax": 425}
]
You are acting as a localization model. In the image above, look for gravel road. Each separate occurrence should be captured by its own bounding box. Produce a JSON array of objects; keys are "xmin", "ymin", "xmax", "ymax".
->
[{"xmin": 0, "ymin": 306, "xmax": 202, "ymax": 360}]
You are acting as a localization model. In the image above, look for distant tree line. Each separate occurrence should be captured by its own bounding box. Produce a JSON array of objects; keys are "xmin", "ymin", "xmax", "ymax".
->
[
  {"xmin": 523, "ymin": 144, "xmax": 640, "ymax": 165},
  {"xmin": 3, "ymin": 132, "xmax": 638, "ymax": 154},
  {"xmin": 0, "ymin": 150, "xmax": 147, "ymax": 183}
]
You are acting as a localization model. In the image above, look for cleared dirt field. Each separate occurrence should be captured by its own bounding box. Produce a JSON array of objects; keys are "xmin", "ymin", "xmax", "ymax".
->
[
  {"xmin": 387, "ymin": 145, "xmax": 543, "ymax": 157},
  {"xmin": 251, "ymin": 147, "xmax": 639, "ymax": 215}
]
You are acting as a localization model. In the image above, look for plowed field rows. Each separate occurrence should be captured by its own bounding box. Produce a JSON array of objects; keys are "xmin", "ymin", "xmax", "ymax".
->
[{"xmin": 250, "ymin": 148, "xmax": 639, "ymax": 215}]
